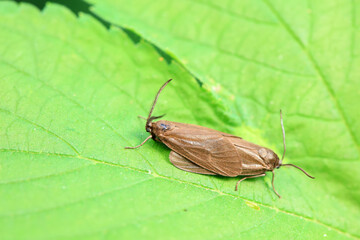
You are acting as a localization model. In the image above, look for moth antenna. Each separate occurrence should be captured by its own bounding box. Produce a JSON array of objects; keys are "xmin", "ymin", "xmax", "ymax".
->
[
  {"xmin": 281, "ymin": 164, "xmax": 315, "ymax": 179},
  {"xmin": 280, "ymin": 109, "xmax": 286, "ymax": 165},
  {"xmin": 124, "ymin": 135, "xmax": 152, "ymax": 149},
  {"xmin": 278, "ymin": 111, "xmax": 315, "ymax": 179},
  {"xmin": 148, "ymin": 114, "xmax": 166, "ymax": 122},
  {"xmin": 146, "ymin": 79, "xmax": 172, "ymax": 126}
]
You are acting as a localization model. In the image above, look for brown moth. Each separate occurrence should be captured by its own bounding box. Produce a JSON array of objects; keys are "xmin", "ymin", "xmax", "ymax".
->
[{"xmin": 125, "ymin": 79, "xmax": 314, "ymax": 198}]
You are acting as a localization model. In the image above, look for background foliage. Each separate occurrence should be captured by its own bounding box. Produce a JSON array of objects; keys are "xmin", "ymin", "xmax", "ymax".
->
[{"xmin": 0, "ymin": 0, "xmax": 359, "ymax": 239}]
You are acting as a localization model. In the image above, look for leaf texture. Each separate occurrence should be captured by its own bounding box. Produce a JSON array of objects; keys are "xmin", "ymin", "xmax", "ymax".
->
[{"xmin": 0, "ymin": 1, "xmax": 359, "ymax": 240}]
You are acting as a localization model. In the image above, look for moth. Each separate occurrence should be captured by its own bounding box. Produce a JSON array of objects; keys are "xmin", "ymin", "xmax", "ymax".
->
[{"xmin": 125, "ymin": 79, "xmax": 314, "ymax": 198}]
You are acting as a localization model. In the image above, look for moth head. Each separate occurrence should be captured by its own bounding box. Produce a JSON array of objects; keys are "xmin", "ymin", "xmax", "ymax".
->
[
  {"xmin": 271, "ymin": 151, "xmax": 280, "ymax": 169},
  {"xmin": 124, "ymin": 80, "xmax": 172, "ymax": 150},
  {"xmin": 146, "ymin": 115, "xmax": 165, "ymax": 133}
]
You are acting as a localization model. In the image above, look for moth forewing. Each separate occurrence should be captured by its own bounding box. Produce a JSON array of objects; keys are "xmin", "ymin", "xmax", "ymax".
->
[
  {"xmin": 229, "ymin": 137, "xmax": 280, "ymax": 173},
  {"xmin": 153, "ymin": 120, "xmax": 246, "ymax": 177}
]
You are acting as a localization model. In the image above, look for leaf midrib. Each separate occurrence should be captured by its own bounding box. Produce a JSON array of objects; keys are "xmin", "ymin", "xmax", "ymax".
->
[{"xmin": 0, "ymin": 148, "xmax": 358, "ymax": 240}]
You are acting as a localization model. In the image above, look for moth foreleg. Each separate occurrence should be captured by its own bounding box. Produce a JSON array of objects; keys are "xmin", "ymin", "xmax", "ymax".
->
[
  {"xmin": 124, "ymin": 135, "xmax": 152, "ymax": 149},
  {"xmin": 271, "ymin": 170, "xmax": 281, "ymax": 198},
  {"xmin": 235, "ymin": 173, "xmax": 266, "ymax": 191}
]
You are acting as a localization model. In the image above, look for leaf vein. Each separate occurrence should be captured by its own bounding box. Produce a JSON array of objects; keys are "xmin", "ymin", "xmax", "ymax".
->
[
  {"xmin": 1, "ymin": 177, "xmax": 153, "ymax": 218},
  {"xmin": 0, "ymin": 149, "xmax": 358, "ymax": 239},
  {"xmin": 0, "ymin": 164, "xmax": 92, "ymax": 185},
  {"xmin": 263, "ymin": 0, "xmax": 360, "ymax": 154},
  {"xmin": 0, "ymin": 108, "xmax": 80, "ymax": 155}
]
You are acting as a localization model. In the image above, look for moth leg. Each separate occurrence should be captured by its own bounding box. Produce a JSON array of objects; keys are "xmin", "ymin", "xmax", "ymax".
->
[
  {"xmin": 124, "ymin": 135, "xmax": 152, "ymax": 149},
  {"xmin": 137, "ymin": 115, "xmax": 146, "ymax": 120},
  {"xmin": 272, "ymin": 170, "xmax": 281, "ymax": 198},
  {"xmin": 235, "ymin": 173, "xmax": 266, "ymax": 191}
]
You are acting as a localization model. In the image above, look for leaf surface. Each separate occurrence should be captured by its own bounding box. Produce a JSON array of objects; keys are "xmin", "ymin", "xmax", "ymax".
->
[{"xmin": 0, "ymin": 1, "xmax": 359, "ymax": 240}]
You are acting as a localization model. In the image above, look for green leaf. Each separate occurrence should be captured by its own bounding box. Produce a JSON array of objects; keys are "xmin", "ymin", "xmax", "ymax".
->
[
  {"xmin": 0, "ymin": 1, "xmax": 359, "ymax": 240},
  {"xmin": 87, "ymin": 0, "xmax": 360, "ymax": 237}
]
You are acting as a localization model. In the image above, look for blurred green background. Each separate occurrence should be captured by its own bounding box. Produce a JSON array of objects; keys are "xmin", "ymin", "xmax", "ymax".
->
[{"xmin": 0, "ymin": 0, "xmax": 359, "ymax": 239}]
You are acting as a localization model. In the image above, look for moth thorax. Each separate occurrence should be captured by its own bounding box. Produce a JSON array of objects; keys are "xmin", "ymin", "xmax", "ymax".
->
[
  {"xmin": 152, "ymin": 120, "xmax": 173, "ymax": 137},
  {"xmin": 154, "ymin": 120, "xmax": 169, "ymax": 130},
  {"xmin": 258, "ymin": 148, "xmax": 279, "ymax": 168}
]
